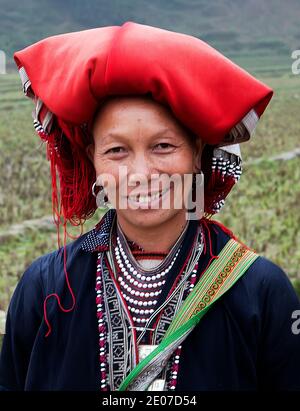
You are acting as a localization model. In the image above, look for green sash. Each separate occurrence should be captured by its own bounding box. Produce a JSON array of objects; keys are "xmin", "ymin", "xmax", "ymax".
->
[{"xmin": 118, "ymin": 238, "xmax": 259, "ymax": 391}]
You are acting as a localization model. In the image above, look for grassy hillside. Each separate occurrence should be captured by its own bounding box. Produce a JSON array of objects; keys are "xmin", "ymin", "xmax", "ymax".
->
[{"xmin": 1, "ymin": 0, "xmax": 300, "ymax": 69}]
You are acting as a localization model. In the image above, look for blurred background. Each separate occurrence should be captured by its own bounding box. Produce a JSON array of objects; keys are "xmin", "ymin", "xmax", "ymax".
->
[{"xmin": 0, "ymin": 0, "xmax": 300, "ymax": 340}]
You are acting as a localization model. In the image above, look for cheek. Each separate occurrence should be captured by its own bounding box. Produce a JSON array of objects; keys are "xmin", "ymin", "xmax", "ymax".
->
[
  {"xmin": 165, "ymin": 148, "xmax": 196, "ymax": 175},
  {"xmin": 167, "ymin": 149, "xmax": 197, "ymax": 196},
  {"xmin": 93, "ymin": 154, "xmax": 114, "ymax": 174},
  {"xmin": 93, "ymin": 157, "xmax": 120, "ymax": 189}
]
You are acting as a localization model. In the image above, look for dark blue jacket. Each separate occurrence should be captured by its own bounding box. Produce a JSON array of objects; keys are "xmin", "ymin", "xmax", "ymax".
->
[{"xmin": 0, "ymin": 211, "xmax": 300, "ymax": 391}]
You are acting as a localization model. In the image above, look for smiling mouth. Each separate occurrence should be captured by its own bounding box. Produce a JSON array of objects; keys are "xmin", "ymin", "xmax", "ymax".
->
[{"xmin": 127, "ymin": 187, "xmax": 170, "ymax": 204}]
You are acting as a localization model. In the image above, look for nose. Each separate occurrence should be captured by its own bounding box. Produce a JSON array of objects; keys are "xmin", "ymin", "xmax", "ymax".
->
[{"xmin": 128, "ymin": 153, "xmax": 154, "ymax": 190}]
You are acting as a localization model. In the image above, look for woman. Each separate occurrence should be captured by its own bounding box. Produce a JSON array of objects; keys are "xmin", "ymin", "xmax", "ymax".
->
[{"xmin": 0, "ymin": 22, "xmax": 299, "ymax": 391}]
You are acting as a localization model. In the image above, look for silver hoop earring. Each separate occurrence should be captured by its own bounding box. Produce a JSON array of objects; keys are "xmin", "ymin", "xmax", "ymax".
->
[
  {"xmin": 92, "ymin": 181, "xmax": 111, "ymax": 208},
  {"xmin": 92, "ymin": 181, "xmax": 101, "ymax": 198}
]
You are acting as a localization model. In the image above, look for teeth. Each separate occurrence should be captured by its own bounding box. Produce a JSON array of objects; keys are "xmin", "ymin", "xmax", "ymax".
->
[
  {"xmin": 140, "ymin": 193, "xmax": 159, "ymax": 203},
  {"xmin": 128, "ymin": 188, "xmax": 168, "ymax": 204}
]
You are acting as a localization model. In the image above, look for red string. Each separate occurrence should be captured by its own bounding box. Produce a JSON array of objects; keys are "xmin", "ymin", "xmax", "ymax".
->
[
  {"xmin": 44, "ymin": 192, "xmax": 76, "ymax": 337},
  {"xmin": 41, "ymin": 126, "xmax": 93, "ymax": 337},
  {"xmin": 43, "ymin": 218, "xmax": 76, "ymax": 337}
]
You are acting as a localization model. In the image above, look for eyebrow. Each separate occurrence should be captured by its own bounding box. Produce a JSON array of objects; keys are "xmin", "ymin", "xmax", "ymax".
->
[{"xmin": 100, "ymin": 128, "xmax": 179, "ymax": 145}]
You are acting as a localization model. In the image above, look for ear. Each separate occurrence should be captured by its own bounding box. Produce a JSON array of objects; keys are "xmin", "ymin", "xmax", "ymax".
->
[{"xmin": 86, "ymin": 143, "xmax": 95, "ymax": 164}]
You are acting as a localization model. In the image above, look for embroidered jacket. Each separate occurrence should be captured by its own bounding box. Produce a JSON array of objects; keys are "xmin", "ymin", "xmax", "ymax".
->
[{"xmin": 0, "ymin": 209, "xmax": 300, "ymax": 391}]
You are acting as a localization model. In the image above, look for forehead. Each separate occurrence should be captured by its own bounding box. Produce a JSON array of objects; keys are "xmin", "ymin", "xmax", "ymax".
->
[
  {"xmin": 92, "ymin": 96, "xmax": 180, "ymax": 132},
  {"xmin": 91, "ymin": 95, "xmax": 198, "ymax": 148}
]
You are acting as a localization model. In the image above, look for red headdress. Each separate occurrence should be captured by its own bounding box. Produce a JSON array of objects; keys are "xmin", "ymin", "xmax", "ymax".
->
[{"xmin": 13, "ymin": 22, "xmax": 273, "ymax": 335}]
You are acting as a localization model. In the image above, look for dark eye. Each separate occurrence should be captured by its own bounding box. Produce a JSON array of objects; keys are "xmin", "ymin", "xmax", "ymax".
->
[
  {"xmin": 154, "ymin": 143, "xmax": 174, "ymax": 150},
  {"xmin": 105, "ymin": 147, "xmax": 126, "ymax": 154}
]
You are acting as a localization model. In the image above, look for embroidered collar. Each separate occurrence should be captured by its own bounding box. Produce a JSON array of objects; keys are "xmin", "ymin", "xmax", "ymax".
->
[
  {"xmin": 81, "ymin": 208, "xmax": 197, "ymax": 254},
  {"xmin": 81, "ymin": 208, "xmax": 116, "ymax": 252}
]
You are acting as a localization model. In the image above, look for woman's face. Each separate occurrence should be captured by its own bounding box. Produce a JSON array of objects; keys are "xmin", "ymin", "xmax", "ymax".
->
[{"xmin": 88, "ymin": 96, "xmax": 203, "ymax": 229}]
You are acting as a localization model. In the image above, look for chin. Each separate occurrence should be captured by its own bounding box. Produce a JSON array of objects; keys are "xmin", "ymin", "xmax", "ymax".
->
[{"xmin": 118, "ymin": 208, "xmax": 179, "ymax": 228}]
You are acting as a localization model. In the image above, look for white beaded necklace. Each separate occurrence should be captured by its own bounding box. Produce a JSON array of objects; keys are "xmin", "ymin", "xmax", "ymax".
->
[
  {"xmin": 114, "ymin": 221, "xmax": 188, "ymax": 332},
  {"xmin": 115, "ymin": 238, "xmax": 182, "ymax": 329}
]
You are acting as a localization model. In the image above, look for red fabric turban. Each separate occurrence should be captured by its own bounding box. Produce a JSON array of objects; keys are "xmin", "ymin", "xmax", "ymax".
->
[{"xmin": 13, "ymin": 21, "xmax": 273, "ymax": 226}]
